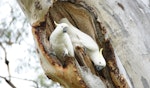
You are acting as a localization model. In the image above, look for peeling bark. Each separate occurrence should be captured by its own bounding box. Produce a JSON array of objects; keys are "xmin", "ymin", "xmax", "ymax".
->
[{"xmin": 17, "ymin": 0, "xmax": 150, "ymax": 88}]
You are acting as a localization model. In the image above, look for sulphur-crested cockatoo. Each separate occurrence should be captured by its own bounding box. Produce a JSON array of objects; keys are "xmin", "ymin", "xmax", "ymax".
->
[
  {"xmin": 50, "ymin": 22, "xmax": 74, "ymax": 65},
  {"xmin": 59, "ymin": 18, "xmax": 106, "ymax": 70}
]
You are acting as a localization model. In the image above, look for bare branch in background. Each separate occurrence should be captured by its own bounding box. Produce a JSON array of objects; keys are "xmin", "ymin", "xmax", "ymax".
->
[
  {"xmin": 0, "ymin": 42, "xmax": 39, "ymax": 88},
  {"xmin": 0, "ymin": 74, "xmax": 39, "ymax": 88},
  {"xmin": 11, "ymin": 76, "xmax": 39, "ymax": 88},
  {"xmin": 0, "ymin": 1, "xmax": 47, "ymax": 88},
  {"xmin": 0, "ymin": 76, "xmax": 16, "ymax": 88},
  {"xmin": 0, "ymin": 43, "xmax": 11, "ymax": 80}
]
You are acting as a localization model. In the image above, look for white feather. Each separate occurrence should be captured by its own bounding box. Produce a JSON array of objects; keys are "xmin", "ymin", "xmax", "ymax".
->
[
  {"xmin": 50, "ymin": 23, "xmax": 74, "ymax": 64},
  {"xmin": 59, "ymin": 18, "xmax": 106, "ymax": 70}
]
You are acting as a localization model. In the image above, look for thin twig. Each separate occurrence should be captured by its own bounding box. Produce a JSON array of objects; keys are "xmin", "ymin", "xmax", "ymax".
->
[
  {"xmin": 0, "ymin": 43, "xmax": 39, "ymax": 88},
  {"xmin": 11, "ymin": 76, "xmax": 39, "ymax": 88},
  {"xmin": 0, "ymin": 43, "xmax": 11, "ymax": 80},
  {"xmin": 0, "ymin": 75, "xmax": 39, "ymax": 88},
  {"xmin": 0, "ymin": 76, "xmax": 16, "ymax": 88}
]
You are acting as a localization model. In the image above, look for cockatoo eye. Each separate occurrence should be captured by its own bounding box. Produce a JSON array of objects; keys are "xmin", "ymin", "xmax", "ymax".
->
[{"xmin": 63, "ymin": 27, "xmax": 67, "ymax": 33}]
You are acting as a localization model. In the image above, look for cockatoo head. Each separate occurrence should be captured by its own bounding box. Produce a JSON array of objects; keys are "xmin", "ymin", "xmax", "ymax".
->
[
  {"xmin": 54, "ymin": 21, "xmax": 69, "ymax": 33},
  {"xmin": 95, "ymin": 48, "xmax": 106, "ymax": 71}
]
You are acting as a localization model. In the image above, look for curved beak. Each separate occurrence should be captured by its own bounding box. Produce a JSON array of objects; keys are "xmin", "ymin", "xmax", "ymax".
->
[{"xmin": 96, "ymin": 65, "xmax": 105, "ymax": 71}]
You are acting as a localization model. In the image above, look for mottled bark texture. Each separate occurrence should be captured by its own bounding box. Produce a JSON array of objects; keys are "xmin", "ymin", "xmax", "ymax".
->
[{"xmin": 17, "ymin": 0, "xmax": 150, "ymax": 88}]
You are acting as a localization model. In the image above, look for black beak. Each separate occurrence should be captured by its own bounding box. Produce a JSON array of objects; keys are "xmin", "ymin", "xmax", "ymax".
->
[
  {"xmin": 95, "ymin": 65, "xmax": 105, "ymax": 71},
  {"xmin": 63, "ymin": 27, "xmax": 67, "ymax": 33}
]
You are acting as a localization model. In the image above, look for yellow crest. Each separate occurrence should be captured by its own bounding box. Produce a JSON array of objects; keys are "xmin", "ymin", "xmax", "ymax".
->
[
  {"xmin": 99, "ymin": 48, "xmax": 103, "ymax": 55},
  {"xmin": 54, "ymin": 21, "xmax": 58, "ymax": 26}
]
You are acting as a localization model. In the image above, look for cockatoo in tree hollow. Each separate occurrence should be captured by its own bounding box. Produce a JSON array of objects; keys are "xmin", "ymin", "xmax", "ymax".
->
[
  {"xmin": 50, "ymin": 22, "xmax": 74, "ymax": 66},
  {"xmin": 59, "ymin": 18, "xmax": 106, "ymax": 70}
]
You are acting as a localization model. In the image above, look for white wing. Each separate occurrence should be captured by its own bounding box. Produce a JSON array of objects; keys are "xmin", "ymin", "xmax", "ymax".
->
[
  {"xmin": 71, "ymin": 25, "xmax": 99, "ymax": 51},
  {"xmin": 64, "ymin": 33, "xmax": 74, "ymax": 57}
]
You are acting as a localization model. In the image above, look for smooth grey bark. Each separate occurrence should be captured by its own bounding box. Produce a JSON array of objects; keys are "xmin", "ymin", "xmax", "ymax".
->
[{"xmin": 98, "ymin": 0, "xmax": 150, "ymax": 88}]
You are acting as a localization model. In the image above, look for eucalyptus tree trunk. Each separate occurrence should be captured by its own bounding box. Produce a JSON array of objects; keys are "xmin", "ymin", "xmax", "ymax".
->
[{"xmin": 17, "ymin": 0, "xmax": 150, "ymax": 88}]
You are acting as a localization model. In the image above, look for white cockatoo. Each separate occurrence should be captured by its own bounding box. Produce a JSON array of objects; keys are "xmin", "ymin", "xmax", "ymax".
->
[
  {"xmin": 59, "ymin": 18, "xmax": 106, "ymax": 70},
  {"xmin": 50, "ymin": 22, "xmax": 74, "ymax": 65}
]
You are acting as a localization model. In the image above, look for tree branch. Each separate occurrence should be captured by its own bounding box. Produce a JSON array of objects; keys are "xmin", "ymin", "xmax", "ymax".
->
[
  {"xmin": 0, "ymin": 43, "xmax": 11, "ymax": 80},
  {"xmin": 0, "ymin": 76, "xmax": 16, "ymax": 88},
  {"xmin": 11, "ymin": 76, "xmax": 39, "ymax": 88}
]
